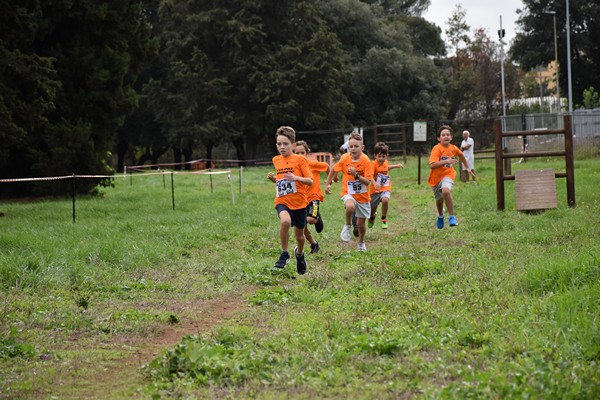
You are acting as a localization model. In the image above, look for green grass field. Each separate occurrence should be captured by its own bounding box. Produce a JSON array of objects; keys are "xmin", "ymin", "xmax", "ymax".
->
[{"xmin": 1, "ymin": 155, "xmax": 599, "ymax": 399}]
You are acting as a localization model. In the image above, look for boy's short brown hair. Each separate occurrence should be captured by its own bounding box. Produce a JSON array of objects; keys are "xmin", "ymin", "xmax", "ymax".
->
[
  {"xmin": 276, "ymin": 126, "xmax": 296, "ymax": 142},
  {"xmin": 437, "ymin": 125, "xmax": 453, "ymax": 137},
  {"xmin": 374, "ymin": 142, "xmax": 389, "ymax": 155},
  {"xmin": 295, "ymin": 140, "xmax": 310, "ymax": 154},
  {"xmin": 348, "ymin": 132, "xmax": 363, "ymax": 142}
]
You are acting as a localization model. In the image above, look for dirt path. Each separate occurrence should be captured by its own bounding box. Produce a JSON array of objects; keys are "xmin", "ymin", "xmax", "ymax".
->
[{"xmin": 55, "ymin": 288, "xmax": 254, "ymax": 399}]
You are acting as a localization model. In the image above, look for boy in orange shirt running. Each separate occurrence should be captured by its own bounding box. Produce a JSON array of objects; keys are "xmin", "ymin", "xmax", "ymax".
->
[
  {"xmin": 428, "ymin": 125, "xmax": 475, "ymax": 229},
  {"xmin": 294, "ymin": 140, "xmax": 330, "ymax": 254},
  {"xmin": 267, "ymin": 126, "xmax": 314, "ymax": 274},
  {"xmin": 325, "ymin": 132, "xmax": 373, "ymax": 252},
  {"xmin": 368, "ymin": 142, "xmax": 404, "ymax": 229}
]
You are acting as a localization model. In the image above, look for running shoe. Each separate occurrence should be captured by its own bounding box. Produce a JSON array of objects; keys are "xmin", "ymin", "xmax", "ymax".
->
[
  {"xmin": 340, "ymin": 225, "xmax": 352, "ymax": 242},
  {"xmin": 367, "ymin": 218, "xmax": 375, "ymax": 228},
  {"xmin": 274, "ymin": 251, "xmax": 290, "ymax": 268},
  {"xmin": 294, "ymin": 247, "xmax": 307, "ymax": 275},
  {"xmin": 310, "ymin": 242, "xmax": 320, "ymax": 254},
  {"xmin": 357, "ymin": 242, "xmax": 367, "ymax": 252},
  {"xmin": 352, "ymin": 213, "xmax": 358, "ymax": 237},
  {"xmin": 449, "ymin": 215, "xmax": 458, "ymax": 227},
  {"xmin": 381, "ymin": 219, "xmax": 388, "ymax": 229},
  {"xmin": 436, "ymin": 215, "xmax": 444, "ymax": 229},
  {"xmin": 315, "ymin": 214, "xmax": 324, "ymax": 233}
]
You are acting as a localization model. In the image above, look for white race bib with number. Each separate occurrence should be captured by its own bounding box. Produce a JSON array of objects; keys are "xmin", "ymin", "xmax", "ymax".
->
[
  {"xmin": 377, "ymin": 173, "xmax": 390, "ymax": 188},
  {"xmin": 276, "ymin": 179, "xmax": 297, "ymax": 197},
  {"xmin": 347, "ymin": 180, "xmax": 366, "ymax": 195}
]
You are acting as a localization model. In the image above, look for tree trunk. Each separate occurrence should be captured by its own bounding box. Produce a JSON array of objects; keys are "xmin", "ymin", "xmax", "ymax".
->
[{"xmin": 232, "ymin": 137, "xmax": 246, "ymax": 166}]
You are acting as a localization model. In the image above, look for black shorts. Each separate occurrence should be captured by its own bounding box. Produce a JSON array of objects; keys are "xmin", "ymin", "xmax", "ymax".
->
[
  {"xmin": 306, "ymin": 200, "xmax": 321, "ymax": 220},
  {"xmin": 276, "ymin": 204, "xmax": 307, "ymax": 229}
]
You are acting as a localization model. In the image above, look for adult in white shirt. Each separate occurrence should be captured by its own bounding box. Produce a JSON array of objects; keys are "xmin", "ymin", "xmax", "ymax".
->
[{"xmin": 460, "ymin": 130, "xmax": 475, "ymax": 182}]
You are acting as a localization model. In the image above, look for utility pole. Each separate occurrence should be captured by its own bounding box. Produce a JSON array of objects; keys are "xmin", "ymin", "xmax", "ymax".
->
[
  {"xmin": 566, "ymin": 0, "xmax": 573, "ymax": 113},
  {"xmin": 498, "ymin": 16, "xmax": 506, "ymax": 117},
  {"xmin": 544, "ymin": 10, "xmax": 560, "ymax": 112}
]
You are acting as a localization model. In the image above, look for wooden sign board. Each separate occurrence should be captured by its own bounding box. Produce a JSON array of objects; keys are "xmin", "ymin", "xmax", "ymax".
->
[{"xmin": 515, "ymin": 169, "xmax": 557, "ymax": 211}]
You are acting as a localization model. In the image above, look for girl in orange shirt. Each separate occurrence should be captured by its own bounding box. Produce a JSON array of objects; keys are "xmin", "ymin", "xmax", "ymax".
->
[{"xmin": 294, "ymin": 140, "xmax": 330, "ymax": 254}]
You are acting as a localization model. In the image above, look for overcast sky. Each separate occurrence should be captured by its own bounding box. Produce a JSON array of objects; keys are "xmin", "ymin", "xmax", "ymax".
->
[{"xmin": 423, "ymin": 0, "xmax": 525, "ymax": 49}]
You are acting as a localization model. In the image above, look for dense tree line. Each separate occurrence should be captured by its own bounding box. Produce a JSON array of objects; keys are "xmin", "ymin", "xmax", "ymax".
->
[
  {"xmin": 117, "ymin": 0, "xmax": 447, "ymax": 170},
  {"xmin": 1, "ymin": 1, "xmax": 156, "ymax": 195},
  {"xmin": 2, "ymin": 0, "xmax": 595, "ymax": 196}
]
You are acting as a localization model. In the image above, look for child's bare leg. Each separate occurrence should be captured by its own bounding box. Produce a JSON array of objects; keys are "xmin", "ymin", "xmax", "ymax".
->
[
  {"xmin": 381, "ymin": 197, "xmax": 389, "ymax": 218},
  {"xmin": 304, "ymin": 226, "xmax": 316, "ymax": 245},
  {"xmin": 307, "ymin": 216, "xmax": 317, "ymax": 225},
  {"xmin": 369, "ymin": 203, "xmax": 377, "ymax": 220},
  {"xmin": 436, "ymin": 198, "xmax": 444, "ymax": 216},
  {"xmin": 357, "ymin": 217, "xmax": 366, "ymax": 242},
  {"xmin": 293, "ymin": 226, "xmax": 306, "ymax": 254},
  {"xmin": 442, "ymin": 188, "xmax": 454, "ymax": 215},
  {"xmin": 279, "ymin": 212, "xmax": 291, "ymax": 251},
  {"xmin": 345, "ymin": 200, "xmax": 355, "ymax": 225}
]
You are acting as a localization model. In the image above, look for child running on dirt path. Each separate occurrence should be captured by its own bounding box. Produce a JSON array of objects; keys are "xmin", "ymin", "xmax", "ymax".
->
[
  {"xmin": 325, "ymin": 132, "xmax": 373, "ymax": 252},
  {"xmin": 294, "ymin": 140, "xmax": 330, "ymax": 254},
  {"xmin": 267, "ymin": 126, "xmax": 313, "ymax": 274},
  {"xmin": 368, "ymin": 142, "xmax": 404, "ymax": 229},
  {"xmin": 428, "ymin": 125, "xmax": 475, "ymax": 229}
]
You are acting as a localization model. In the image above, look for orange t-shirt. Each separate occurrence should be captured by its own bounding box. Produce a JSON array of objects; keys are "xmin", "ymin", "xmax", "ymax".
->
[
  {"xmin": 305, "ymin": 159, "xmax": 328, "ymax": 203},
  {"xmin": 427, "ymin": 143, "xmax": 463, "ymax": 187},
  {"xmin": 272, "ymin": 154, "xmax": 312, "ymax": 209},
  {"xmin": 333, "ymin": 152, "xmax": 373, "ymax": 203},
  {"xmin": 369, "ymin": 159, "xmax": 393, "ymax": 194}
]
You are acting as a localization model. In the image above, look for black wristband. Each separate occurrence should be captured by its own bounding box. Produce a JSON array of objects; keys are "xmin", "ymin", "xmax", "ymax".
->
[{"xmin": 354, "ymin": 173, "xmax": 360, "ymax": 180}]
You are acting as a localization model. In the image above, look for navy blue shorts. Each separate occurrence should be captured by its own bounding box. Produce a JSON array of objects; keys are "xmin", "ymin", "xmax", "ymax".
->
[{"xmin": 276, "ymin": 204, "xmax": 307, "ymax": 229}]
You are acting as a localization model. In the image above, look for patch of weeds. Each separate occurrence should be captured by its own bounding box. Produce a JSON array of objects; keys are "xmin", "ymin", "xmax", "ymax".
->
[
  {"xmin": 352, "ymin": 334, "xmax": 403, "ymax": 356},
  {"xmin": 145, "ymin": 328, "xmax": 263, "ymax": 386},
  {"xmin": 519, "ymin": 256, "xmax": 600, "ymax": 296},
  {"xmin": 249, "ymin": 286, "xmax": 296, "ymax": 306},
  {"xmin": 457, "ymin": 330, "xmax": 491, "ymax": 348},
  {"xmin": 240, "ymin": 265, "xmax": 289, "ymax": 286},
  {"xmin": 0, "ymin": 329, "xmax": 36, "ymax": 360}
]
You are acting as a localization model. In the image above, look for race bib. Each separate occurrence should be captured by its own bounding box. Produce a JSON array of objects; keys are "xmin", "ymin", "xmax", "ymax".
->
[
  {"xmin": 276, "ymin": 179, "xmax": 297, "ymax": 197},
  {"xmin": 347, "ymin": 180, "xmax": 366, "ymax": 195},
  {"xmin": 377, "ymin": 173, "xmax": 391, "ymax": 188},
  {"xmin": 441, "ymin": 155, "xmax": 452, "ymax": 168}
]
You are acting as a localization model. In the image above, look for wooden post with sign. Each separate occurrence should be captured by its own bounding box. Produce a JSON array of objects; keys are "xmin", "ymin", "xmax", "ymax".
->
[{"xmin": 413, "ymin": 121, "xmax": 427, "ymax": 185}]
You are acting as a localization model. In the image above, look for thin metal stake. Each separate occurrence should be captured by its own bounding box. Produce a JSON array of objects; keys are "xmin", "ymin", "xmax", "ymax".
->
[
  {"xmin": 171, "ymin": 171, "xmax": 175, "ymax": 210},
  {"xmin": 71, "ymin": 173, "xmax": 76, "ymax": 223}
]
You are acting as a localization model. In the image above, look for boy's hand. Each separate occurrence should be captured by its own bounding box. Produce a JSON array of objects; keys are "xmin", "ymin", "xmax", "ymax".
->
[
  {"xmin": 283, "ymin": 172, "xmax": 295, "ymax": 181},
  {"xmin": 325, "ymin": 184, "xmax": 332, "ymax": 195},
  {"xmin": 267, "ymin": 172, "xmax": 276, "ymax": 182}
]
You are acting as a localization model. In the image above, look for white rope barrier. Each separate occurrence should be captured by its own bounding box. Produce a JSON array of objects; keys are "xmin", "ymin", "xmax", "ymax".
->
[
  {"xmin": 0, "ymin": 174, "xmax": 113, "ymax": 183},
  {"xmin": 1, "ymin": 168, "xmax": 241, "ymax": 222}
]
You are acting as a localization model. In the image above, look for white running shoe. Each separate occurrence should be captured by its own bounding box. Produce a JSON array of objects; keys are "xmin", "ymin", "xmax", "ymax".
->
[
  {"xmin": 340, "ymin": 225, "xmax": 352, "ymax": 242},
  {"xmin": 357, "ymin": 242, "xmax": 367, "ymax": 252}
]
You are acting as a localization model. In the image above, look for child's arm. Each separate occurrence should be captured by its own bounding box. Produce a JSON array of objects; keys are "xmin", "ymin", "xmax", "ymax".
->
[
  {"xmin": 284, "ymin": 172, "xmax": 312, "ymax": 187},
  {"xmin": 430, "ymin": 158, "xmax": 458, "ymax": 169},
  {"xmin": 267, "ymin": 172, "xmax": 276, "ymax": 183},
  {"xmin": 348, "ymin": 166, "xmax": 370, "ymax": 187},
  {"xmin": 388, "ymin": 163, "xmax": 404, "ymax": 170},
  {"xmin": 324, "ymin": 168, "xmax": 337, "ymax": 194}
]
